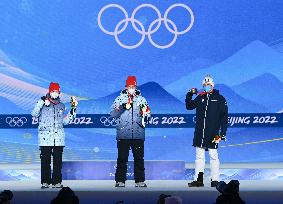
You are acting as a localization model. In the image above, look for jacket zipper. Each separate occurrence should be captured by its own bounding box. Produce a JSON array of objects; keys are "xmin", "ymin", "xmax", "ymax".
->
[
  {"xmin": 53, "ymin": 104, "xmax": 56, "ymax": 146},
  {"xmin": 131, "ymin": 98, "xmax": 134, "ymax": 139},
  {"xmin": 201, "ymin": 94, "xmax": 210, "ymax": 147}
]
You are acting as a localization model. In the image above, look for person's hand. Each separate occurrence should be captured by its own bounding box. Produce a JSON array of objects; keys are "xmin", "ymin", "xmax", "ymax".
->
[
  {"xmin": 221, "ymin": 135, "xmax": 227, "ymax": 141},
  {"xmin": 140, "ymin": 103, "xmax": 148, "ymax": 112},
  {"xmin": 186, "ymin": 88, "xmax": 198, "ymax": 96},
  {"xmin": 215, "ymin": 137, "xmax": 221, "ymax": 144},
  {"xmin": 41, "ymin": 96, "xmax": 46, "ymax": 102},
  {"xmin": 212, "ymin": 135, "xmax": 221, "ymax": 143},
  {"xmin": 144, "ymin": 116, "xmax": 150, "ymax": 123},
  {"xmin": 45, "ymin": 99, "xmax": 50, "ymax": 106},
  {"xmin": 122, "ymin": 103, "xmax": 132, "ymax": 110},
  {"xmin": 41, "ymin": 96, "xmax": 50, "ymax": 106},
  {"xmin": 70, "ymin": 96, "xmax": 78, "ymax": 115},
  {"xmin": 70, "ymin": 96, "xmax": 78, "ymax": 108},
  {"xmin": 43, "ymin": 98, "xmax": 50, "ymax": 106},
  {"xmin": 190, "ymin": 88, "xmax": 198, "ymax": 94}
]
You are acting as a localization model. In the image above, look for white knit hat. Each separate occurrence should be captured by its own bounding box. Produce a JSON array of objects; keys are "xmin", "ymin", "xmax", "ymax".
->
[{"xmin": 202, "ymin": 74, "xmax": 214, "ymax": 87}]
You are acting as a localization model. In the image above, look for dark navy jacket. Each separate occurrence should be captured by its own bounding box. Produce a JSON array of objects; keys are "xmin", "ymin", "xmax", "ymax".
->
[{"xmin": 186, "ymin": 89, "xmax": 228, "ymax": 149}]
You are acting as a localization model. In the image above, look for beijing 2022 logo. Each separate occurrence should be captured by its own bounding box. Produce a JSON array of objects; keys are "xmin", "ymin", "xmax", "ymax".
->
[{"xmin": 97, "ymin": 3, "xmax": 194, "ymax": 49}]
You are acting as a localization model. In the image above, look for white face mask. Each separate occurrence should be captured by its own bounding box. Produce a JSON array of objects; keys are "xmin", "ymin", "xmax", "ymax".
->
[
  {"xmin": 128, "ymin": 88, "xmax": 136, "ymax": 95},
  {"xmin": 50, "ymin": 91, "xmax": 59, "ymax": 99}
]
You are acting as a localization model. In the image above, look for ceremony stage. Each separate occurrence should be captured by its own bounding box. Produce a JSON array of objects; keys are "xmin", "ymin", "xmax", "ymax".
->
[{"xmin": 0, "ymin": 162, "xmax": 283, "ymax": 203}]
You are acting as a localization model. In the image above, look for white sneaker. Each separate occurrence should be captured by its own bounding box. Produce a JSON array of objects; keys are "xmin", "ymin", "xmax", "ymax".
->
[
  {"xmin": 41, "ymin": 183, "xmax": 49, "ymax": 189},
  {"xmin": 135, "ymin": 182, "xmax": 147, "ymax": 187},
  {"xmin": 52, "ymin": 183, "xmax": 63, "ymax": 188},
  {"xmin": 115, "ymin": 182, "xmax": 125, "ymax": 187}
]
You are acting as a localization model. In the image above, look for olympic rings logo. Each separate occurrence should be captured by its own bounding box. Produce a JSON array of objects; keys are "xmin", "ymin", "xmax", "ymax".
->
[
  {"xmin": 97, "ymin": 3, "xmax": 194, "ymax": 49},
  {"xmin": 100, "ymin": 116, "xmax": 119, "ymax": 127},
  {"xmin": 5, "ymin": 117, "xmax": 28, "ymax": 127}
]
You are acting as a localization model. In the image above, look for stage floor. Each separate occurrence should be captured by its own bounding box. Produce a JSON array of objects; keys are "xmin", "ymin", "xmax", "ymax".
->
[
  {"xmin": 1, "ymin": 180, "xmax": 283, "ymax": 191},
  {"xmin": 0, "ymin": 180, "xmax": 283, "ymax": 204}
]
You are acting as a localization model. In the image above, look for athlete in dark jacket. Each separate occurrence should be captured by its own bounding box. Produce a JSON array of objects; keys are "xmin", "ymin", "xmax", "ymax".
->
[{"xmin": 186, "ymin": 75, "xmax": 228, "ymax": 188}]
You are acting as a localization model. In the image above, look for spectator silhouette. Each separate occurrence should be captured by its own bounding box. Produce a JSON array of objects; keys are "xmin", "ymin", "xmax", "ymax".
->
[
  {"xmin": 157, "ymin": 194, "xmax": 171, "ymax": 204},
  {"xmin": 215, "ymin": 180, "xmax": 245, "ymax": 204},
  {"xmin": 50, "ymin": 187, "xmax": 79, "ymax": 204},
  {"xmin": 0, "ymin": 190, "xmax": 13, "ymax": 204}
]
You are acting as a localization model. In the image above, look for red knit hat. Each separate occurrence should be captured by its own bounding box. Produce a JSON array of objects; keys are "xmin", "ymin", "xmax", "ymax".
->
[
  {"xmin": 126, "ymin": 76, "xmax": 137, "ymax": 87},
  {"xmin": 49, "ymin": 82, "xmax": 60, "ymax": 93}
]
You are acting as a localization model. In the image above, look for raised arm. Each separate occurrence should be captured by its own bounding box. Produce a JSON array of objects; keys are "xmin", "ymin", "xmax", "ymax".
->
[
  {"xmin": 185, "ymin": 91, "xmax": 200, "ymax": 110},
  {"xmin": 139, "ymin": 97, "xmax": 151, "ymax": 117},
  {"xmin": 31, "ymin": 99, "xmax": 44, "ymax": 118},
  {"xmin": 63, "ymin": 96, "xmax": 78, "ymax": 125},
  {"xmin": 110, "ymin": 95, "xmax": 125, "ymax": 119}
]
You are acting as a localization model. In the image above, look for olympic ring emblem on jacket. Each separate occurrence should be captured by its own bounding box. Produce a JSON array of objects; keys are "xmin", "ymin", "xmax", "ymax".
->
[
  {"xmin": 97, "ymin": 3, "xmax": 194, "ymax": 49},
  {"xmin": 100, "ymin": 116, "xmax": 118, "ymax": 127},
  {"xmin": 5, "ymin": 117, "xmax": 28, "ymax": 127}
]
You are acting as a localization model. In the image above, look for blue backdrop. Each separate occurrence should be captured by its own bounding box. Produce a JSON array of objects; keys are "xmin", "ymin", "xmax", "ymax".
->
[{"xmin": 0, "ymin": 0, "xmax": 283, "ymax": 164}]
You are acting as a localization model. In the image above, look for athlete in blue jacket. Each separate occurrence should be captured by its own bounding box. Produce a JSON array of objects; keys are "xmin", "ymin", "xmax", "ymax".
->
[{"xmin": 110, "ymin": 76, "xmax": 151, "ymax": 188}]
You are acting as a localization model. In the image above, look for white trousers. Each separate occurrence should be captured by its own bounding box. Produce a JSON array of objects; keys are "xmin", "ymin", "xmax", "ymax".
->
[{"xmin": 194, "ymin": 147, "xmax": 220, "ymax": 181}]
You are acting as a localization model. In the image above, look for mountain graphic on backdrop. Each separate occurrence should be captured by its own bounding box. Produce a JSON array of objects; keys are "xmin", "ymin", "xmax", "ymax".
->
[
  {"xmin": 77, "ymin": 81, "xmax": 268, "ymax": 114},
  {"xmin": 78, "ymin": 81, "xmax": 186, "ymax": 114},
  {"xmin": 214, "ymin": 84, "xmax": 268, "ymax": 113},
  {"xmin": 134, "ymin": 57, "xmax": 216, "ymax": 87},
  {"xmin": 232, "ymin": 73, "xmax": 283, "ymax": 112},
  {"xmin": 165, "ymin": 40, "xmax": 283, "ymax": 101},
  {"xmin": 1, "ymin": 40, "xmax": 282, "ymax": 114}
]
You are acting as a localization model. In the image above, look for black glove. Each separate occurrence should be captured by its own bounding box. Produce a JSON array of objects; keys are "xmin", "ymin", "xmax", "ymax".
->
[
  {"xmin": 221, "ymin": 135, "xmax": 227, "ymax": 141},
  {"xmin": 190, "ymin": 88, "xmax": 198, "ymax": 95},
  {"xmin": 122, "ymin": 103, "xmax": 132, "ymax": 110},
  {"xmin": 144, "ymin": 115, "xmax": 150, "ymax": 123},
  {"xmin": 41, "ymin": 96, "xmax": 47, "ymax": 101},
  {"xmin": 186, "ymin": 88, "xmax": 197, "ymax": 97},
  {"xmin": 70, "ymin": 108, "xmax": 76, "ymax": 115},
  {"xmin": 122, "ymin": 103, "xmax": 127, "ymax": 110}
]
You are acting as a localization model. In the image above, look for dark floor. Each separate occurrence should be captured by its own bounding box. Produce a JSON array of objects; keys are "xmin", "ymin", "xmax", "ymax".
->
[{"xmin": 8, "ymin": 190, "xmax": 283, "ymax": 204}]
